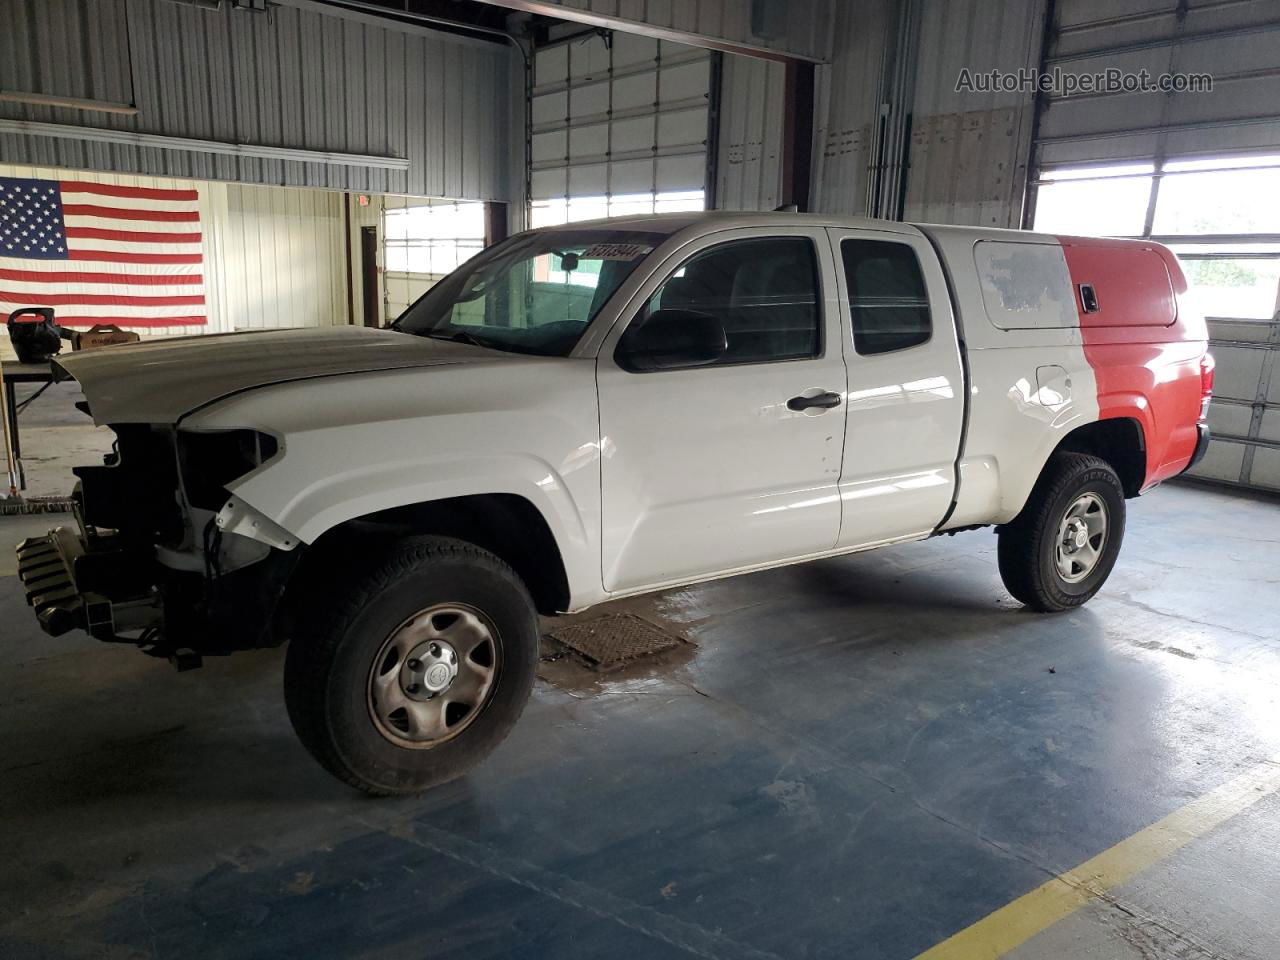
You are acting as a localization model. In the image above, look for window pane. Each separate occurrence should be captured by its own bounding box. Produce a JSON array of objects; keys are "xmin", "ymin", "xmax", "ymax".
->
[
  {"xmin": 1153, "ymin": 168, "xmax": 1280, "ymax": 236},
  {"xmin": 1180, "ymin": 257, "xmax": 1280, "ymax": 320},
  {"xmin": 384, "ymin": 242, "xmax": 411, "ymax": 273},
  {"xmin": 397, "ymin": 228, "xmax": 666, "ymax": 357},
  {"xmin": 608, "ymin": 193, "xmax": 655, "ymax": 218},
  {"xmin": 1164, "ymin": 154, "xmax": 1280, "ymax": 172},
  {"xmin": 634, "ymin": 236, "xmax": 820, "ymax": 367},
  {"xmin": 842, "ymin": 239, "xmax": 931, "ymax": 354},
  {"xmin": 1033, "ymin": 176, "xmax": 1153, "ymax": 236},
  {"xmin": 566, "ymin": 195, "xmax": 609, "ymax": 223},
  {"xmin": 654, "ymin": 189, "xmax": 705, "ymax": 213},
  {"xmin": 531, "ymin": 199, "xmax": 568, "ymax": 227},
  {"xmin": 1040, "ymin": 163, "xmax": 1154, "ymax": 181}
]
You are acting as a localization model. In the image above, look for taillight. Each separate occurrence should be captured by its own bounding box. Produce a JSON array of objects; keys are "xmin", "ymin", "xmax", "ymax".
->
[{"xmin": 1199, "ymin": 353, "xmax": 1215, "ymax": 421}]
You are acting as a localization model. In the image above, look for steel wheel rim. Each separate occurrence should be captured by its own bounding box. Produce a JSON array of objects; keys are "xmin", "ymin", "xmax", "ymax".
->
[
  {"xmin": 366, "ymin": 603, "xmax": 501, "ymax": 749},
  {"xmin": 1054, "ymin": 492, "xmax": 1108, "ymax": 584}
]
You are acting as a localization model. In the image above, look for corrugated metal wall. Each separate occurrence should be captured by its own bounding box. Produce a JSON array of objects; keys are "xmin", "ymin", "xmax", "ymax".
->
[
  {"xmin": 1037, "ymin": 0, "xmax": 1280, "ymax": 168},
  {"xmin": 719, "ymin": 0, "xmax": 1044, "ymax": 225},
  {"xmin": 0, "ymin": 0, "xmax": 515, "ymax": 200},
  {"xmin": 714, "ymin": 54, "xmax": 785, "ymax": 211},
  {"xmin": 475, "ymin": 0, "xmax": 832, "ymax": 62},
  {"xmin": 809, "ymin": 0, "xmax": 894, "ymax": 217},
  {"xmin": 904, "ymin": 0, "xmax": 1045, "ymax": 227}
]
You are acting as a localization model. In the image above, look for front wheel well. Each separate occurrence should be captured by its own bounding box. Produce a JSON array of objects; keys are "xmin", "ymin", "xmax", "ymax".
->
[
  {"xmin": 286, "ymin": 494, "xmax": 571, "ymax": 618},
  {"xmin": 1051, "ymin": 418, "xmax": 1147, "ymax": 497}
]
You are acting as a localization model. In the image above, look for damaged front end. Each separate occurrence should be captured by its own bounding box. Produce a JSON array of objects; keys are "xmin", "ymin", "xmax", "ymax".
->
[{"xmin": 15, "ymin": 419, "xmax": 302, "ymax": 667}]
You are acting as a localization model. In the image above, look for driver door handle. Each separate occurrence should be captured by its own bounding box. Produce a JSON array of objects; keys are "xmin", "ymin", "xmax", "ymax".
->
[{"xmin": 787, "ymin": 391, "xmax": 843, "ymax": 412}]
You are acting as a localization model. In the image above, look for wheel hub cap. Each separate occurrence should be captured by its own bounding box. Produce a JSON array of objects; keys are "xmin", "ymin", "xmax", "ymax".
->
[
  {"xmin": 1054, "ymin": 493, "xmax": 1109, "ymax": 584},
  {"xmin": 401, "ymin": 640, "xmax": 459, "ymax": 699},
  {"xmin": 366, "ymin": 604, "xmax": 501, "ymax": 748}
]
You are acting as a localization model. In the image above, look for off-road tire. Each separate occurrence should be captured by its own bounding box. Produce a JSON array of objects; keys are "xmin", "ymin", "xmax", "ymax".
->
[
  {"xmin": 997, "ymin": 452, "xmax": 1126, "ymax": 612},
  {"xmin": 284, "ymin": 535, "xmax": 538, "ymax": 796}
]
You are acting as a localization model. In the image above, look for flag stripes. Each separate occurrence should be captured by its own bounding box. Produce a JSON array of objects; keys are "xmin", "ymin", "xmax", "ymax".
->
[{"xmin": 1, "ymin": 175, "xmax": 207, "ymax": 328}]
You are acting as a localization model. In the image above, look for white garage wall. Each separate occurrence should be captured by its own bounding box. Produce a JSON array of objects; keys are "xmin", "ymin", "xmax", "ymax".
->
[
  {"xmin": 218, "ymin": 182, "xmax": 347, "ymax": 330},
  {"xmin": 714, "ymin": 54, "xmax": 786, "ymax": 211}
]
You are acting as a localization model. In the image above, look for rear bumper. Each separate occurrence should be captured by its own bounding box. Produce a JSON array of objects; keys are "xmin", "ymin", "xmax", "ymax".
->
[
  {"xmin": 1183, "ymin": 423, "xmax": 1211, "ymax": 473},
  {"xmin": 15, "ymin": 528, "xmax": 159, "ymax": 640}
]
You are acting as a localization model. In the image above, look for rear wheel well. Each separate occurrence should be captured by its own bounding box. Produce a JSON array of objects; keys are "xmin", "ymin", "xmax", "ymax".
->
[
  {"xmin": 1052, "ymin": 418, "xmax": 1146, "ymax": 497},
  {"xmin": 288, "ymin": 494, "xmax": 571, "ymax": 618}
]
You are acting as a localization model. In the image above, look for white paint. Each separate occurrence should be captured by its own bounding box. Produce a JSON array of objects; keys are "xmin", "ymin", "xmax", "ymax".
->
[{"xmin": 920, "ymin": 223, "xmax": 1101, "ymax": 524}]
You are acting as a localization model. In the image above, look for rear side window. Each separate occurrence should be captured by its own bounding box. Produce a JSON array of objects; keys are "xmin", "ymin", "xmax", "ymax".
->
[
  {"xmin": 637, "ymin": 236, "xmax": 822, "ymax": 366},
  {"xmin": 842, "ymin": 239, "xmax": 931, "ymax": 354},
  {"xmin": 974, "ymin": 240, "xmax": 1077, "ymax": 330}
]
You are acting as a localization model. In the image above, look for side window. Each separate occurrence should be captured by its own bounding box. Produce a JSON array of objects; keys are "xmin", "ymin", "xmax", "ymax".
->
[
  {"xmin": 842, "ymin": 239, "xmax": 931, "ymax": 355},
  {"xmin": 621, "ymin": 236, "xmax": 822, "ymax": 369}
]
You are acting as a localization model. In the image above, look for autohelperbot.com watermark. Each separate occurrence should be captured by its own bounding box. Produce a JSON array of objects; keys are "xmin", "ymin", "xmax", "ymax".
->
[{"xmin": 956, "ymin": 67, "xmax": 1213, "ymax": 95}]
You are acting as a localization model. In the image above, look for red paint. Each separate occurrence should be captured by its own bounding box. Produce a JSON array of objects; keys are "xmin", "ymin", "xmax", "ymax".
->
[
  {"xmin": 0, "ymin": 268, "xmax": 202, "ymax": 286},
  {"xmin": 69, "ymin": 250, "xmax": 202, "ymax": 265},
  {"xmin": 1058, "ymin": 235, "xmax": 1209, "ymax": 490},
  {"xmin": 1, "ymin": 314, "xmax": 206, "ymax": 327},
  {"xmin": 0, "ymin": 291, "xmax": 205, "ymax": 307},
  {"xmin": 61, "ymin": 204, "xmax": 200, "ymax": 223},
  {"xmin": 59, "ymin": 181, "xmax": 199, "ymax": 202},
  {"xmin": 64, "ymin": 226, "xmax": 202, "ymax": 244}
]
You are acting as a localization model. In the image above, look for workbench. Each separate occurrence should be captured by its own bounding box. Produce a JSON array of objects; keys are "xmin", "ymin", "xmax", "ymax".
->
[{"xmin": 2, "ymin": 361, "xmax": 56, "ymax": 490}]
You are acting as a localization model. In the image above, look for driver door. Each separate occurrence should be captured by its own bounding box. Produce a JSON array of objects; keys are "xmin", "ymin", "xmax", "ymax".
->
[{"xmin": 595, "ymin": 227, "xmax": 848, "ymax": 594}]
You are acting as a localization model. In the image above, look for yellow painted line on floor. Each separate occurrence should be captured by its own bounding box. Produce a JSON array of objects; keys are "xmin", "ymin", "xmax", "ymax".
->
[{"xmin": 913, "ymin": 759, "xmax": 1280, "ymax": 960}]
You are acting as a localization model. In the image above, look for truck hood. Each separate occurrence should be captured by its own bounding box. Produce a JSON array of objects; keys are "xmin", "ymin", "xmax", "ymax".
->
[{"xmin": 55, "ymin": 326, "xmax": 504, "ymax": 425}]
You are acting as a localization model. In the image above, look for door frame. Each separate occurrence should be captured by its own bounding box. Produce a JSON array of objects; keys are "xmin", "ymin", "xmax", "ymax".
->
[{"xmin": 360, "ymin": 225, "xmax": 380, "ymax": 327}]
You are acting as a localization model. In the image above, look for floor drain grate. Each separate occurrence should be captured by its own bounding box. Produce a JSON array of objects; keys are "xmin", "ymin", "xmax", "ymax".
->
[{"xmin": 547, "ymin": 613, "xmax": 685, "ymax": 671}]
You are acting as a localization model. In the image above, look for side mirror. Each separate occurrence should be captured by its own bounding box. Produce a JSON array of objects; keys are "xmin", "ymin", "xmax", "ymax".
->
[{"xmin": 618, "ymin": 309, "xmax": 727, "ymax": 372}]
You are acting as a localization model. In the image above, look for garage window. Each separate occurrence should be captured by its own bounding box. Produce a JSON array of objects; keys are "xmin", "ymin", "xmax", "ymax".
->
[
  {"xmin": 1033, "ymin": 155, "xmax": 1280, "ymax": 322},
  {"xmin": 383, "ymin": 198, "xmax": 487, "ymax": 320},
  {"xmin": 531, "ymin": 190, "xmax": 705, "ymax": 228},
  {"xmin": 530, "ymin": 31, "xmax": 710, "ymax": 228}
]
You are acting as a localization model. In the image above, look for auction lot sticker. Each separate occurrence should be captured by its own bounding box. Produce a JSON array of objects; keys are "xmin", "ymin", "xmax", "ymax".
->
[{"xmin": 580, "ymin": 243, "xmax": 653, "ymax": 260}]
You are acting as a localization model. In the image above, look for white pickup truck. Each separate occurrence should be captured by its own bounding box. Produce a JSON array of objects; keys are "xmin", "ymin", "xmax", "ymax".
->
[{"xmin": 17, "ymin": 212, "xmax": 1212, "ymax": 795}]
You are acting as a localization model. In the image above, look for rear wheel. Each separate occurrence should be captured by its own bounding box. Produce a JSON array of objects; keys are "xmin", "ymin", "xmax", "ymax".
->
[
  {"xmin": 997, "ymin": 453, "xmax": 1126, "ymax": 612},
  {"xmin": 284, "ymin": 535, "xmax": 538, "ymax": 796}
]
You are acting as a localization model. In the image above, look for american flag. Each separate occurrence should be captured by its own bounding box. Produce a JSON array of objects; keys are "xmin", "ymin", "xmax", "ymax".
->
[{"xmin": 0, "ymin": 176, "xmax": 206, "ymax": 328}]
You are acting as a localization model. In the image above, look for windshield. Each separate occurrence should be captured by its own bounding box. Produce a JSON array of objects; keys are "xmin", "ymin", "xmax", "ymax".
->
[{"xmin": 393, "ymin": 228, "xmax": 669, "ymax": 356}]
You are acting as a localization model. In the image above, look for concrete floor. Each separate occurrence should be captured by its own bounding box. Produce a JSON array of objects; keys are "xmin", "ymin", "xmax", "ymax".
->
[
  {"xmin": 2, "ymin": 440, "xmax": 1279, "ymax": 958},
  {"xmin": 3, "ymin": 380, "xmax": 115, "ymax": 500}
]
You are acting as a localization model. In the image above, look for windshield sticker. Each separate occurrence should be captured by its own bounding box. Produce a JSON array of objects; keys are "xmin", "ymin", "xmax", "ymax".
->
[{"xmin": 578, "ymin": 242, "xmax": 653, "ymax": 261}]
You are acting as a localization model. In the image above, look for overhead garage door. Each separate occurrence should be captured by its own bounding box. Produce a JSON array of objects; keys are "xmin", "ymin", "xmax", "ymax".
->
[
  {"xmin": 1028, "ymin": 0, "xmax": 1280, "ymax": 492},
  {"xmin": 529, "ymin": 31, "xmax": 711, "ymax": 226}
]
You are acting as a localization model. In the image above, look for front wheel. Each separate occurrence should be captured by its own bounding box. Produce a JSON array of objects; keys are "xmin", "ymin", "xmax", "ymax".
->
[
  {"xmin": 997, "ymin": 453, "xmax": 1126, "ymax": 612},
  {"xmin": 284, "ymin": 536, "xmax": 539, "ymax": 796}
]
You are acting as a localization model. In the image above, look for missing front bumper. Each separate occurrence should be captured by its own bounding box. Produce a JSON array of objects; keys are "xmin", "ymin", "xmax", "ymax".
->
[{"xmin": 15, "ymin": 528, "xmax": 160, "ymax": 640}]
